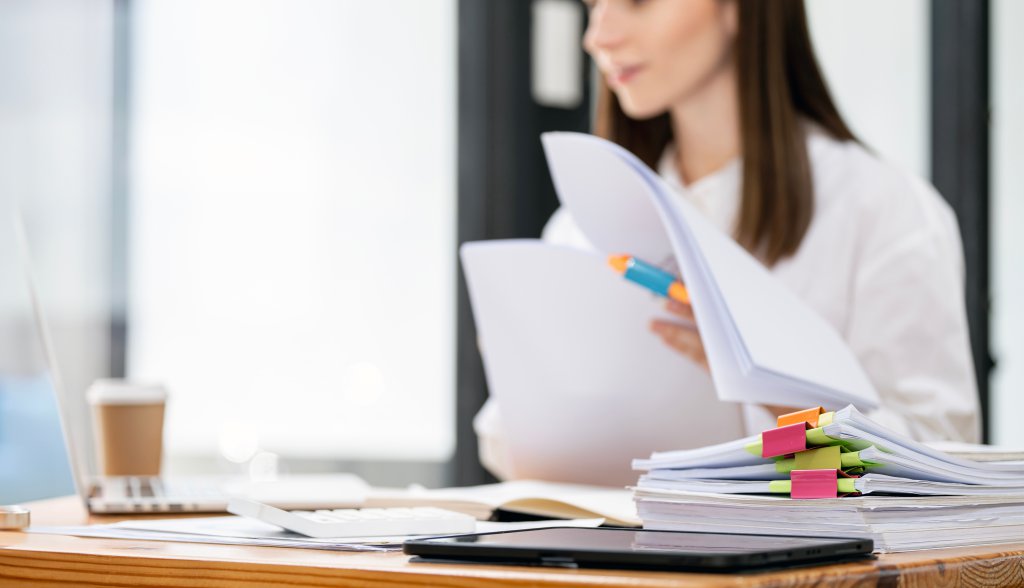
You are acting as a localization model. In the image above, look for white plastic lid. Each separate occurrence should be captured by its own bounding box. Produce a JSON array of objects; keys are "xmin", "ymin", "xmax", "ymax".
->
[{"xmin": 86, "ymin": 379, "xmax": 167, "ymax": 405}]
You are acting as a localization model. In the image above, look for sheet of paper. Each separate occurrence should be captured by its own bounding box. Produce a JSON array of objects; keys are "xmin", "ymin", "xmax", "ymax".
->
[
  {"xmin": 461, "ymin": 241, "xmax": 745, "ymax": 487},
  {"xmin": 29, "ymin": 521, "xmax": 392, "ymax": 551},
  {"xmin": 29, "ymin": 517, "xmax": 606, "ymax": 551},
  {"xmin": 924, "ymin": 441, "xmax": 1024, "ymax": 463},
  {"xmin": 540, "ymin": 132, "xmax": 879, "ymax": 410}
]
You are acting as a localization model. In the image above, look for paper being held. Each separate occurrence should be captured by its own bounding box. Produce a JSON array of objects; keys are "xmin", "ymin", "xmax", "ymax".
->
[
  {"xmin": 461, "ymin": 241, "xmax": 745, "ymax": 487},
  {"xmin": 541, "ymin": 132, "xmax": 880, "ymax": 411}
]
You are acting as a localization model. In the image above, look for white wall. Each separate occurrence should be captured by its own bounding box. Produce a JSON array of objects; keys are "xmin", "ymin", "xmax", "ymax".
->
[
  {"xmin": 805, "ymin": 0, "xmax": 930, "ymax": 178},
  {"xmin": 128, "ymin": 0, "xmax": 457, "ymax": 469},
  {"xmin": 990, "ymin": 0, "xmax": 1024, "ymax": 446}
]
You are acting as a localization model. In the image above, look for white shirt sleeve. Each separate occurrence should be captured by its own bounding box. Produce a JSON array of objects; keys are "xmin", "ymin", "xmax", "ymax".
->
[
  {"xmin": 845, "ymin": 179, "xmax": 981, "ymax": 442},
  {"xmin": 472, "ymin": 396, "xmax": 512, "ymax": 479}
]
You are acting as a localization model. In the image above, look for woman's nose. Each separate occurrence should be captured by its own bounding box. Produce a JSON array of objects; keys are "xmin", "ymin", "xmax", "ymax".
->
[{"xmin": 583, "ymin": 1, "xmax": 626, "ymax": 55}]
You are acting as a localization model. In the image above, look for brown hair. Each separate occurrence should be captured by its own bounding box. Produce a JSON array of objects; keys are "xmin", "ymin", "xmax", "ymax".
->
[{"xmin": 593, "ymin": 0, "xmax": 856, "ymax": 265}]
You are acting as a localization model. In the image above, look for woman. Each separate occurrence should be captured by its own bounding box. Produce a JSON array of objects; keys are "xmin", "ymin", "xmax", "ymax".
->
[{"xmin": 476, "ymin": 0, "xmax": 980, "ymax": 479}]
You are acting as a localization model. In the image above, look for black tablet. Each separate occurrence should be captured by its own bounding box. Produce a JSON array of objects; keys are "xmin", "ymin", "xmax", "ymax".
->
[{"xmin": 403, "ymin": 527, "xmax": 873, "ymax": 573}]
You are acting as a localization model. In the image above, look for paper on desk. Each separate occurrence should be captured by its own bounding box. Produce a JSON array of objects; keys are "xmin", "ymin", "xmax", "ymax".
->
[
  {"xmin": 29, "ymin": 523, "xmax": 391, "ymax": 551},
  {"xmin": 28, "ymin": 516, "xmax": 606, "ymax": 552},
  {"xmin": 461, "ymin": 241, "xmax": 744, "ymax": 487}
]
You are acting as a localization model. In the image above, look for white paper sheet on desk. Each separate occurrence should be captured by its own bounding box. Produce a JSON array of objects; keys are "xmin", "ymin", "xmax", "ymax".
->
[
  {"xmin": 461, "ymin": 241, "xmax": 744, "ymax": 487},
  {"xmin": 28, "ymin": 517, "xmax": 606, "ymax": 552},
  {"xmin": 540, "ymin": 132, "xmax": 880, "ymax": 410}
]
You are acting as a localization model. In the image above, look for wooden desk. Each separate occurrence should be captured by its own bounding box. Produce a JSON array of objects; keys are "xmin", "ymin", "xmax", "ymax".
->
[{"xmin": 2, "ymin": 496, "xmax": 1022, "ymax": 587}]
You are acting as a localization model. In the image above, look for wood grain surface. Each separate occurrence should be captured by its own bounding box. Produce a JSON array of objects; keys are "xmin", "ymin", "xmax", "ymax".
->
[{"xmin": 1, "ymin": 496, "xmax": 1021, "ymax": 587}]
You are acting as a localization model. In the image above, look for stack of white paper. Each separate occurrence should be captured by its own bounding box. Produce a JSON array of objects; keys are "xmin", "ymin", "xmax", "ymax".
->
[
  {"xmin": 632, "ymin": 406, "xmax": 1024, "ymax": 552},
  {"xmin": 632, "ymin": 490, "xmax": 1024, "ymax": 553}
]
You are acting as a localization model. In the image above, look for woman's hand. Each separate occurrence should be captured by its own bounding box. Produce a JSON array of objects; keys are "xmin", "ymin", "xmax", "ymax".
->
[
  {"xmin": 652, "ymin": 300, "xmax": 806, "ymax": 418},
  {"xmin": 650, "ymin": 298, "xmax": 708, "ymax": 371}
]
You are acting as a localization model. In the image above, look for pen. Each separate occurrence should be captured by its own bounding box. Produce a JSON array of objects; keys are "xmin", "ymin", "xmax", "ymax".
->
[{"xmin": 608, "ymin": 254, "xmax": 690, "ymax": 305}]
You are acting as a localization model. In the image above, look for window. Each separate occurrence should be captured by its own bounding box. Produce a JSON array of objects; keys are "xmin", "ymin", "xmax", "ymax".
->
[
  {"xmin": 991, "ymin": 0, "xmax": 1024, "ymax": 445},
  {"xmin": 128, "ymin": 0, "xmax": 457, "ymax": 470}
]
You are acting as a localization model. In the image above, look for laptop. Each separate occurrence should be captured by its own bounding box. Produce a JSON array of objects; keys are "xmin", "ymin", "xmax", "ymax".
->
[{"xmin": 8, "ymin": 207, "xmax": 369, "ymax": 514}]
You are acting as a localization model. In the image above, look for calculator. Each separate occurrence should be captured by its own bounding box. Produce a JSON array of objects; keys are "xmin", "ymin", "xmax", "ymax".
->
[{"xmin": 227, "ymin": 497, "xmax": 477, "ymax": 538}]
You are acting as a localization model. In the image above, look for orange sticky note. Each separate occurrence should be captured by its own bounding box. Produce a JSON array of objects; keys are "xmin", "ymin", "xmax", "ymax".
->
[{"xmin": 777, "ymin": 407, "xmax": 826, "ymax": 429}]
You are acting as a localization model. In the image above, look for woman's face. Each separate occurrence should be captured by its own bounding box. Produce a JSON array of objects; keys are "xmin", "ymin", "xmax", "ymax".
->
[{"xmin": 583, "ymin": 0, "xmax": 738, "ymax": 119}]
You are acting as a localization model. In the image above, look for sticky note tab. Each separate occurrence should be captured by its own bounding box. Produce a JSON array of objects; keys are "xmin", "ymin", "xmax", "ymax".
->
[
  {"xmin": 806, "ymin": 427, "xmax": 835, "ymax": 447},
  {"xmin": 744, "ymin": 440, "xmax": 763, "ymax": 456},
  {"xmin": 837, "ymin": 478, "xmax": 858, "ymax": 494},
  {"xmin": 794, "ymin": 445, "xmax": 842, "ymax": 471},
  {"xmin": 761, "ymin": 422, "xmax": 809, "ymax": 458},
  {"xmin": 777, "ymin": 407, "xmax": 826, "ymax": 429},
  {"xmin": 775, "ymin": 459, "xmax": 796, "ymax": 474},
  {"xmin": 790, "ymin": 469, "xmax": 838, "ymax": 499},
  {"xmin": 841, "ymin": 451, "xmax": 867, "ymax": 468}
]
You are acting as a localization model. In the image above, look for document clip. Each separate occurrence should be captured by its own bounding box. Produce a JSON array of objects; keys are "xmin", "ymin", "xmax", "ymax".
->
[
  {"xmin": 777, "ymin": 406, "xmax": 826, "ymax": 429},
  {"xmin": 793, "ymin": 445, "xmax": 842, "ymax": 471},
  {"xmin": 790, "ymin": 469, "xmax": 858, "ymax": 499},
  {"xmin": 761, "ymin": 422, "xmax": 810, "ymax": 458}
]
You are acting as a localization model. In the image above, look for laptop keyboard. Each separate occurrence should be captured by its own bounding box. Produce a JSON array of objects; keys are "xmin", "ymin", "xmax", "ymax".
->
[{"xmin": 93, "ymin": 476, "xmax": 224, "ymax": 512}]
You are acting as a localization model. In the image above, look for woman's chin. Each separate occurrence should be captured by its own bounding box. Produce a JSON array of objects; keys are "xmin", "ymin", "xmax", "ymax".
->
[{"xmin": 616, "ymin": 95, "xmax": 669, "ymax": 121}]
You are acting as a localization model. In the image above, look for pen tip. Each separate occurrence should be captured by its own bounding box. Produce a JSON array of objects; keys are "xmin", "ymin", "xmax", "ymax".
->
[{"xmin": 608, "ymin": 254, "xmax": 630, "ymax": 274}]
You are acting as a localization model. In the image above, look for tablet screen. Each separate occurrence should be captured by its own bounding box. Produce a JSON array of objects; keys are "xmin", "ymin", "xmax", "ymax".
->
[{"xmin": 419, "ymin": 527, "xmax": 860, "ymax": 555}]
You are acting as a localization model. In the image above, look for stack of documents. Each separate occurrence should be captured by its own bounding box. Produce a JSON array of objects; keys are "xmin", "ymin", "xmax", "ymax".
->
[{"xmin": 632, "ymin": 405, "xmax": 1024, "ymax": 552}]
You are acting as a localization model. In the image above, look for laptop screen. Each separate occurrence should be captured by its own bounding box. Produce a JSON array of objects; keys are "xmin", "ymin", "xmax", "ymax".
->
[{"xmin": 0, "ymin": 202, "xmax": 79, "ymax": 503}]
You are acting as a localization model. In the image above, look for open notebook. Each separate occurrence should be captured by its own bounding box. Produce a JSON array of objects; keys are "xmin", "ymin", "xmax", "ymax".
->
[{"xmin": 363, "ymin": 480, "xmax": 640, "ymax": 527}]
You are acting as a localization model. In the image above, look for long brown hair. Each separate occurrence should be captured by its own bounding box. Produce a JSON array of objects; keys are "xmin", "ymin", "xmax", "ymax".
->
[{"xmin": 594, "ymin": 0, "xmax": 856, "ymax": 265}]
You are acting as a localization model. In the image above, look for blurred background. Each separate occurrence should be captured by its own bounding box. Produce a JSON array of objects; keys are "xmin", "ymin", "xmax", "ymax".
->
[{"xmin": 0, "ymin": 0, "xmax": 1020, "ymax": 503}]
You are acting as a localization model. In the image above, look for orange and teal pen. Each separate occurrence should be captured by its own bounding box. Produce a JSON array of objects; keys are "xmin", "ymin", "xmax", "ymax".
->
[{"xmin": 608, "ymin": 254, "xmax": 690, "ymax": 305}]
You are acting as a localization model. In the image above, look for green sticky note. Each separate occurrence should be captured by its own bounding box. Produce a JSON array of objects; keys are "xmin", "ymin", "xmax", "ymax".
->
[
  {"xmin": 841, "ymin": 451, "xmax": 866, "ymax": 468},
  {"xmin": 768, "ymin": 480, "xmax": 792, "ymax": 494},
  {"xmin": 838, "ymin": 478, "xmax": 858, "ymax": 494},
  {"xmin": 746, "ymin": 440, "xmax": 764, "ymax": 456},
  {"xmin": 794, "ymin": 445, "xmax": 841, "ymax": 470},
  {"xmin": 805, "ymin": 427, "xmax": 834, "ymax": 446}
]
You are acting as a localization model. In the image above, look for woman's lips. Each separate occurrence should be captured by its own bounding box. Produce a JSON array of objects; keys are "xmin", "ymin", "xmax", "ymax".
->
[{"xmin": 611, "ymin": 64, "xmax": 644, "ymax": 85}]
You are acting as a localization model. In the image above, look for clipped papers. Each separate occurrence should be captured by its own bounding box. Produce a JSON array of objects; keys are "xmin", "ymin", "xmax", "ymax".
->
[{"xmin": 631, "ymin": 405, "xmax": 1024, "ymax": 552}]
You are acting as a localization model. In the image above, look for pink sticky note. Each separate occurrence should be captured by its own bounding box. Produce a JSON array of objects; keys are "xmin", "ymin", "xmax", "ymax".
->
[
  {"xmin": 761, "ymin": 422, "xmax": 808, "ymax": 458},
  {"xmin": 791, "ymin": 469, "xmax": 838, "ymax": 499}
]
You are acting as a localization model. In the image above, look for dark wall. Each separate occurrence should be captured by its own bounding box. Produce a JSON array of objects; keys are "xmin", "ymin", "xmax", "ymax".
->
[
  {"xmin": 455, "ymin": 0, "xmax": 591, "ymax": 484},
  {"xmin": 931, "ymin": 0, "xmax": 992, "ymax": 441}
]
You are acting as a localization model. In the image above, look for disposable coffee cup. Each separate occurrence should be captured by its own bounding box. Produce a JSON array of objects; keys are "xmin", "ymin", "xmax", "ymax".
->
[{"xmin": 87, "ymin": 379, "xmax": 167, "ymax": 477}]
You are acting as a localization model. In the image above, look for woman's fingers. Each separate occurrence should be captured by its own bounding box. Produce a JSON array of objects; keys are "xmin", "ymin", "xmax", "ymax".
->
[
  {"xmin": 665, "ymin": 298, "xmax": 695, "ymax": 321},
  {"xmin": 650, "ymin": 319, "xmax": 708, "ymax": 371}
]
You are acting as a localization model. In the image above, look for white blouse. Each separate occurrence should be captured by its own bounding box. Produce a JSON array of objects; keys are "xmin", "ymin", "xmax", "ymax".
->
[{"xmin": 475, "ymin": 126, "xmax": 981, "ymax": 480}]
